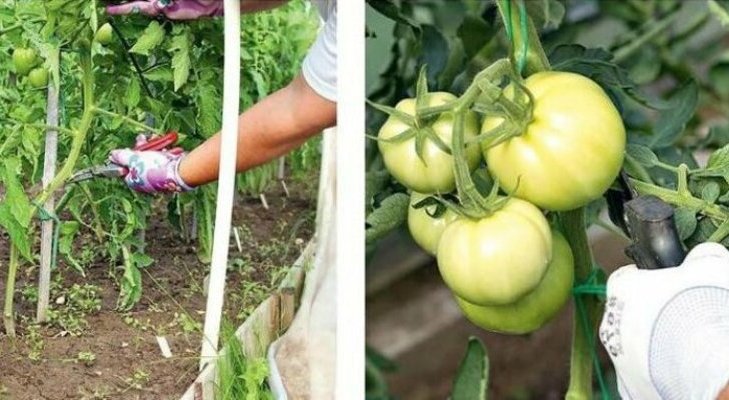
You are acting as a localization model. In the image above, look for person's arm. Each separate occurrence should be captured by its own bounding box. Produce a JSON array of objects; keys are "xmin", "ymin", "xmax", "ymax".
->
[{"xmin": 178, "ymin": 73, "xmax": 336, "ymax": 186}]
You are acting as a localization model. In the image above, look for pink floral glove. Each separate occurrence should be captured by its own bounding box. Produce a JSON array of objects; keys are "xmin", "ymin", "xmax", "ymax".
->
[
  {"xmin": 106, "ymin": 0, "xmax": 223, "ymax": 20},
  {"xmin": 109, "ymin": 135, "xmax": 194, "ymax": 194}
]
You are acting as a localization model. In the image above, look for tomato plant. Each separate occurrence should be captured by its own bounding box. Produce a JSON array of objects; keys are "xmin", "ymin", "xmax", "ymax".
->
[
  {"xmin": 365, "ymin": 0, "xmax": 729, "ymax": 398},
  {"xmin": 0, "ymin": 0, "xmax": 320, "ymax": 337}
]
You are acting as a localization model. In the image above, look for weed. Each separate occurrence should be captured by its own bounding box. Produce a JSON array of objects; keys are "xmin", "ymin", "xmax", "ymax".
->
[
  {"xmin": 77, "ymin": 351, "xmax": 97, "ymax": 367},
  {"xmin": 47, "ymin": 284, "xmax": 101, "ymax": 336},
  {"xmin": 124, "ymin": 369, "xmax": 150, "ymax": 391},
  {"xmin": 172, "ymin": 312, "xmax": 201, "ymax": 334},
  {"xmin": 216, "ymin": 323, "xmax": 274, "ymax": 400},
  {"xmin": 25, "ymin": 324, "xmax": 44, "ymax": 362}
]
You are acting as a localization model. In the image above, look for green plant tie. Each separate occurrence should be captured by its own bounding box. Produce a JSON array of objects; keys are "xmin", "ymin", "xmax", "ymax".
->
[
  {"xmin": 34, "ymin": 202, "xmax": 60, "ymax": 272},
  {"xmin": 572, "ymin": 267, "xmax": 611, "ymax": 399}
]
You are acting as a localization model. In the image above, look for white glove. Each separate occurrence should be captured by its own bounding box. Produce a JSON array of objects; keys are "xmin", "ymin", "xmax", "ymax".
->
[{"xmin": 599, "ymin": 242, "xmax": 729, "ymax": 400}]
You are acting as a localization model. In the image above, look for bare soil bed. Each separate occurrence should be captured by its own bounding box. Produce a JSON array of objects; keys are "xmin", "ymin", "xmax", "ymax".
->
[{"xmin": 0, "ymin": 183, "xmax": 315, "ymax": 400}]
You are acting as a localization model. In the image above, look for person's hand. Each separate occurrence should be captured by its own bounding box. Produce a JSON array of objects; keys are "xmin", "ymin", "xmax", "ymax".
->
[
  {"xmin": 109, "ymin": 135, "xmax": 194, "ymax": 194},
  {"xmin": 599, "ymin": 242, "xmax": 729, "ymax": 400},
  {"xmin": 106, "ymin": 0, "xmax": 223, "ymax": 20}
]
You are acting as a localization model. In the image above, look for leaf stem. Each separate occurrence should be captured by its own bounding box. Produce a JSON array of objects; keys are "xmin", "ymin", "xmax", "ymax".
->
[
  {"xmin": 629, "ymin": 178, "xmax": 729, "ymax": 221},
  {"xmin": 93, "ymin": 107, "xmax": 161, "ymax": 133}
]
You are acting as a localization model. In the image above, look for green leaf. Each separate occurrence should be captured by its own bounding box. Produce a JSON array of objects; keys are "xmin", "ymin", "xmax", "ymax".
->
[
  {"xmin": 649, "ymin": 82, "xmax": 698, "ymax": 148},
  {"xmin": 366, "ymin": 0, "xmax": 421, "ymax": 29},
  {"xmin": 365, "ymin": 193, "xmax": 409, "ymax": 244},
  {"xmin": 169, "ymin": 31, "xmax": 191, "ymax": 91},
  {"xmin": 452, "ymin": 337, "xmax": 489, "ymax": 400},
  {"xmin": 125, "ymin": 79, "xmax": 141, "ymax": 109},
  {"xmin": 709, "ymin": 61, "xmax": 729, "ymax": 98},
  {"xmin": 702, "ymin": 182, "xmax": 721, "ymax": 204},
  {"xmin": 197, "ymin": 82, "xmax": 222, "ymax": 137},
  {"xmin": 526, "ymin": 0, "xmax": 565, "ymax": 29},
  {"xmin": 365, "ymin": 169, "xmax": 391, "ymax": 207},
  {"xmin": 550, "ymin": 44, "xmax": 667, "ymax": 110},
  {"xmin": 674, "ymin": 208, "xmax": 698, "ymax": 240},
  {"xmin": 693, "ymin": 144, "xmax": 729, "ymax": 181},
  {"xmin": 420, "ymin": 26, "xmax": 449, "ymax": 84},
  {"xmin": 626, "ymin": 144, "xmax": 658, "ymax": 167},
  {"xmin": 457, "ymin": 15, "xmax": 492, "ymax": 59},
  {"xmin": 130, "ymin": 21, "xmax": 165, "ymax": 55},
  {"xmin": 0, "ymin": 203, "xmax": 31, "ymax": 261}
]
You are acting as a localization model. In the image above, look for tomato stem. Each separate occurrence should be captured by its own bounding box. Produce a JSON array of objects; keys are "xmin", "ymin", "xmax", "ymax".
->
[
  {"xmin": 560, "ymin": 208, "xmax": 601, "ymax": 400},
  {"xmin": 34, "ymin": 42, "xmax": 95, "ymax": 209},
  {"xmin": 496, "ymin": 0, "xmax": 551, "ymax": 76},
  {"xmin": 3, "ymin": 245, "xmax": 18, "ymax": 337}
]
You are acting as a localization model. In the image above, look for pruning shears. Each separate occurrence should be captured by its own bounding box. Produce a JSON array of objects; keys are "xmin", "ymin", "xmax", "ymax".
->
[
  {"xmin": 606, "ymin": 170, "xmax": 686, "ymax": 269},
  {"xmin": 68, "ymin": 131, "xmax": 180, "ymax": 184}
]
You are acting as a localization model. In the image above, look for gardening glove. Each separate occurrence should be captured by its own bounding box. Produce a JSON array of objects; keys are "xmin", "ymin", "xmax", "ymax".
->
[
  {"xmin": 599, "ymin": 242, "xmax": 729, "ymax": 400},
  {"xmin": 106, "ymin": 0, "xmax": 223, "ymax": 20},
  {"xmin": 109, "ymin": 135, "xmax": 194, "ymax": 194}
]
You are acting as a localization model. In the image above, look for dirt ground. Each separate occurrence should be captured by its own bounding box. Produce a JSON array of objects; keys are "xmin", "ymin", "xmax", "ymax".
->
[{"xmin": 0, "ymin": 183, "xmax": 315, "ymax": 400}]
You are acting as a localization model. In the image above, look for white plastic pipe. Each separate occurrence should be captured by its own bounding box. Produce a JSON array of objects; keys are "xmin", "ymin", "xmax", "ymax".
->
[{"xmin": 200, "ymin": 0, "xmax": 241, "ymax": 370}]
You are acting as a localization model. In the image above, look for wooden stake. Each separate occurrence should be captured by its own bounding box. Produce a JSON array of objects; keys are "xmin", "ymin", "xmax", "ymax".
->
[{"xmin": 37, "ymin": 75, "xmax": 59, "ymax": 323}]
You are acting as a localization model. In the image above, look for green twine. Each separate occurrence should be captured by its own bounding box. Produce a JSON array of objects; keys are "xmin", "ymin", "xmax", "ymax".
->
[
  {"xmin": 572, "ymin": 267, "xmax": 611, "ymax": 399},
  {"xmin": 501, "ymin": 0, "xmax": 530, "ymax": 75},
  {"xmin": 34, "ymin": 202, "xmax": 60, "ymax": 272}
]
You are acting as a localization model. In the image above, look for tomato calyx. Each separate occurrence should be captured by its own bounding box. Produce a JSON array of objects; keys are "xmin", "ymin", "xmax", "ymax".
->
[{"xmin": 367, "ymin": 68, "xmax": 456, "ymax": 164}]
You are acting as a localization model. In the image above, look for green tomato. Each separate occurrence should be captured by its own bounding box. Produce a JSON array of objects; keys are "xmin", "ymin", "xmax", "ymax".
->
[
  {"xmin": 407, "ymin": 192, "xmax": 457, "ymax": 256},
  {"xmin": 95, "ymin": 23, "xmax": 114, "ymax": 45},
  {"xmin": 455, "ymin": 230, "xmax": 574, "ymax": 334},
  {"xmin": 378, "ymin": 92, "xmax": 481, "ymax": 194},
  {"xmin": 437, "ymin": 197, "xmax": 552, "ymax": 306},
  {"xmin": 12, "ymin": 48, "xmax": 38, "ymax": 76},
  {"xmin": 483, "ymin": 71, "xmax": 625, "ymax": 211},
  {"xmin": 28, "ymin": 68, "xmax": 48, "ymax": 88}
]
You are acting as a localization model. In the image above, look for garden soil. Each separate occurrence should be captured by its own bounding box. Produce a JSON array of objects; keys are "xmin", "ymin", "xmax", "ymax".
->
[{"xmin": 0, "ymin": 183, "xmax": 315, "ymax": 400}]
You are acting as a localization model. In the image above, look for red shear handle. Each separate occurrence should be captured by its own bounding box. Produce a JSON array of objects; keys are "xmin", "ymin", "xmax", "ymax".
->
[{"xmin": 135, "ymin": 131, "xmax": 179, "ymax": 151}]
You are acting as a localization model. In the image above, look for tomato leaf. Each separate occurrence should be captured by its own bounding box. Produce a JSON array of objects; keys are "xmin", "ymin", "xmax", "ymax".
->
[
  {"xmin": 457, "ymin": 15, "xmax": 493, "ymax": 59},
  {"xmin": 550, "ymin": 44, "xmax": 668, "ymax": 110},
  {"xmin": 420, "ymin": 25, "xmax": 449, "ymax": 85},
  {"xmin": 692, "ymin": 144, "xmax": 729, "ymax": 182},
  {"xmin": 365, "ymin": 192, "xmax": 409, "ymax": 244},
  {"xmin": 674, "ymin": 207, "xmax": 698, "ymax": 240},
  {"xmin": 452, "ymin": 337, "xmax": 489, "ymax": 400},
  {"xmin": 169, "ymin": 29, "xmax": 191, "ymax": 91},
  {"xmin": 626, "ymin": 144, "xmax": 658, "ymax": 167},
  {"xmin": 648, "ymin": 82, "xmax": 698, "ymax": 148},
  {"xmin": 130, "ymin": 21, "xmax": 165, "ymax": 55},
  {"xmin": 366, "ymin": 0, "xmax": 421, "ymax": 29}
]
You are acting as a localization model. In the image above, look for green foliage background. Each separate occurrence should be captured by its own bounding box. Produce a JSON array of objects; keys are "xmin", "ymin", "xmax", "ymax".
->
[{"xmin": 0, "ymin": 0, "xmax": 321, "ymax": 309}]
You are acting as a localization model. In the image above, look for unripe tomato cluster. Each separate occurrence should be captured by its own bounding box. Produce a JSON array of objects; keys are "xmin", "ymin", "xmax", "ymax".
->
[
  {"xmin": 379, "ymin": 71, "xmax": 625, "ymax": 334},
  {"xmin": 12, "ymin": 47, "xmax": 47, "ymax": 88}
]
